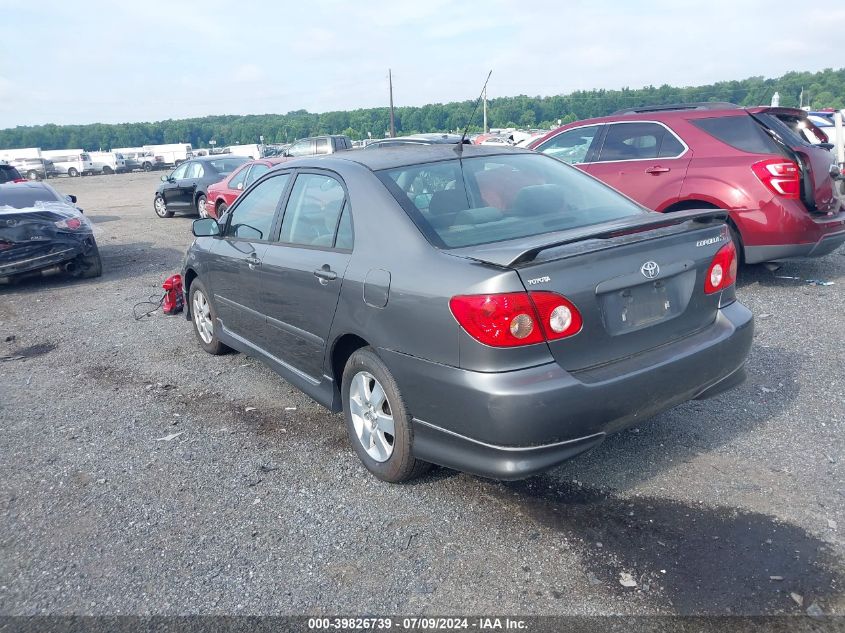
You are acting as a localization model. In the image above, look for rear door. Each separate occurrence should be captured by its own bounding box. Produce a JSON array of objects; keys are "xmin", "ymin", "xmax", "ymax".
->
[
  {"xmin": 207, "ymin": 172, "xmax": 292, "ymax": 341},
  {"xmin": 582, "ymin": 121, "xmax": 691, "ymax": 211},
  {"xmin": 258, "ymin": 170, "xmax": 352, "ymax": 379}
]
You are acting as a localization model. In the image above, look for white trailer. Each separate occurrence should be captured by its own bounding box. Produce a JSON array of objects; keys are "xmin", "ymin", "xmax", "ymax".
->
[
  {"xmin": 0, "ymin": 147, "xmax": 42, "ymax": 161},
  {"xmin": 143, "ymin": 143, "xmax": 193, "ymax": 166}
]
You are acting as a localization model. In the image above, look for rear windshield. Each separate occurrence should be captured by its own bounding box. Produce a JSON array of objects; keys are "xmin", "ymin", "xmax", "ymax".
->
[
  {"xmin": 691, "ymin": 115, "xmax": 782, "ymax": 154},
  {"xmin": 0, "ymin": 165, "xmax": 23, "ymax": 184},
  {"xmin": 208, "ymin": 158, "xmax": 247, "ymax": 175},
  {"xmin": 378, "ymin": 153, "xmax": 645, "ymax": 248},
  {"xmin": 0, "ymin": 186, "xmax": 63, "ymax": 207}
]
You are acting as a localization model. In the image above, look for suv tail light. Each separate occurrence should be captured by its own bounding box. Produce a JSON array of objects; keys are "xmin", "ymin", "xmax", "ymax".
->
[
  {"xmin": 751, "ymin": 158, "xmax": 800, "ymax": 199},
  {"xmin": 449, "ymin": 291, "xmax": 582, "ymax": 347},
  {"xmin": 704, "ymin": 241, "xmax": 738, "ymax": 294}
]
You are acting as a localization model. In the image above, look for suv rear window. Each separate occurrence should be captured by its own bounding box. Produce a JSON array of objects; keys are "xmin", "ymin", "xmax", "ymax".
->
[
  {"xmin": 378, "ymin": 153, "xmax": 644, "ymax": 248},
  {"xmin": 691, "ymin": 115, "xmax": 781, "ymax": 154},
  {"xmin": 0, "ymin": 165, "xmax": 23, "ymax": 184}
]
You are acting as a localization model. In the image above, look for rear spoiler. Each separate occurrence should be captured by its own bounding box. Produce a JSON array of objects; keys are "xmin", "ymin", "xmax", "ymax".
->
[{"xmin": 453, "ymin": 208, "xmax": 728, "ymax": 268}]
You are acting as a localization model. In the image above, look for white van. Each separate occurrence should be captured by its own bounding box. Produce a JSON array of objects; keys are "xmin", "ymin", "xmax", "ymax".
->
[
  {"xmin": 41, "ymin": 149, "xmax": 95, "ymax": 177},
  {"xmin": 89, "ymin": 151, "xmax": 128, "ymax": 175},
  {"xmin": 143, "ymin": 143, "xmax": 193, "ymax": 166},
  {"xmin": 223, "ymin": 144, "xmax": 264, "ymax": 159}
]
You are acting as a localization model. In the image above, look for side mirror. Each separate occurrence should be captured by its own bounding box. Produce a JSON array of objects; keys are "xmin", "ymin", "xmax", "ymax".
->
[
  {"xmin": 67, "ymin": 194, "xmax": 77, "ymax": 203},
  {"xmin": 192, "ymin": 218, "xmax": 221, "ymax": 237},
  {"xmin": 160, "ymin": 174, "xmax": 169, "ymax": 182}
]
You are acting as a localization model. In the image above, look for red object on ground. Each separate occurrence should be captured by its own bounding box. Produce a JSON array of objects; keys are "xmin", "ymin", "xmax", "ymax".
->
[{"xmin": 162, "ymin": 274, "xmax": 184, "ymax": 315}]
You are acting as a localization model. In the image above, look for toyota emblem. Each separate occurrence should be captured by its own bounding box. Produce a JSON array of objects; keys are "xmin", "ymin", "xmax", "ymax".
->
[{"xmin": 641, "ymin": 261, "xmax": 660, "ymax": 279}]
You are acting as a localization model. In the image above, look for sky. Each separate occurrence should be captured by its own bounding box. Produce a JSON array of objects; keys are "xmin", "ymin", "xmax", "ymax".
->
[{"xmin": 1, "ymin": 0, "xmax": 842, "ymax": 128}]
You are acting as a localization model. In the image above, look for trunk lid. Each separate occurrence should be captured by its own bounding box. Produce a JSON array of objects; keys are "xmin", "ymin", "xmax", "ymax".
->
[
  {"xmin": 0, "ymin": 208, "xmax": 73, "ymax": 261},
  {"xmin": 750, "ymin": 108, "xmax": 839, "ymax": 213},
  {"xmin": 454, "ymin": 209, "xmax": 731, "ymax": 372}
]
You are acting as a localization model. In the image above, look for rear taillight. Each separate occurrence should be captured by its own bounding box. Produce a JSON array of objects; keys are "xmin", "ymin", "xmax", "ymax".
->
[
  {"xmin": 704, "ymin": 241, "xmax": 738, "ymax": 294},
  {"xmin": 751, "ymin": 158, "xmax": 800, "ymax": 199},
  {"xmin": 449, "ymin": 291, "xmax": 582, "ymax": 347},
  {"xmin": 12, "ymin": 178, "xmax": 26, "ymax": 183},
  {"xmin": 55, "ymin": 217, "xmax": 83, "ymax": 230}
]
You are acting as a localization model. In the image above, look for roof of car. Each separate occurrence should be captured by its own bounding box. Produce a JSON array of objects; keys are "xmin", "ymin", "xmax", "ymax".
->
[{"xmin": 288, "ymin": 143, "xmax": 533, "ymax": 171}]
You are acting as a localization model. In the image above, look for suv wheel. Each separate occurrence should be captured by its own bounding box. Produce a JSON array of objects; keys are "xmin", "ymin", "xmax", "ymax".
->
[
  {"xmin": 342, "ymin": 347, "xmax": 431, "ymax": 483},
  {"xmin": 26, "ymin": 170, "xmax": 38, "ymax": 181},
  {"xmin": 142, "ymin": 162, "xmax": 152, "ymax": 172},
  {"xmin": 67, "ymin": 168, "xmax": 79, "ymax": 177}
]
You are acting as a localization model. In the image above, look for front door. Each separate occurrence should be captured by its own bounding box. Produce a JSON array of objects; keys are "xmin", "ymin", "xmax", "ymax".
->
[
  {"xmin": 162, "ymin": 162, "xmax": 190, "ymax": 210},
  {"xmin": 582, "ymin": 121, "xmax": 691, "ymax": 211},
  {"xmin": 259, "ymin": 171, "xmax": 353, "ymax": 380},
  {"xmin": 207, "ymin": 172, "xmax": 292, "ymax": 341}
]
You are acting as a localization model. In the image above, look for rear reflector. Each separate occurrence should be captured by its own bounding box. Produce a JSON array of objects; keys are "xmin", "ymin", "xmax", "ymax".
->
[
  {"xmin": 751, "ymin": 158, "xmax": 800, "ymax": 199},
  {"xmin": 704, "ymin": 241, "xmax": 738, "ymax": 294},
  {"xmin": 449, "ymin": 291, "xmax": 582, "ymax": 347}
]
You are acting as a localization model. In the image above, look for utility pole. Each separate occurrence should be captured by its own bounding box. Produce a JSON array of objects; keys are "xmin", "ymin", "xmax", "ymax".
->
[
  {"xmin": 482, "ymin": 86, "xmax": 488, "ymax": 133},
  {"xmin": 388, "ymin": 69, "xmax": 396, "ymax": 138}
]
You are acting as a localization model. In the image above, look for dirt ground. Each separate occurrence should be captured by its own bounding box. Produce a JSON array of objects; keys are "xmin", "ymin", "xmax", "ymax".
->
[{"xmin": 0, "ymin": 170, "xmax": 843, "ymax": 618}]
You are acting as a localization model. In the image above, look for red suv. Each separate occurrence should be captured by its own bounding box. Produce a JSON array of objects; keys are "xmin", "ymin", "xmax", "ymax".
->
[
  {"xmin": 205, "ymin": 157, "xmax": 290, "ymax": 218},
  {"xmin": 529, "ymin": 103, "xmax": 845, "ymax": 263}
]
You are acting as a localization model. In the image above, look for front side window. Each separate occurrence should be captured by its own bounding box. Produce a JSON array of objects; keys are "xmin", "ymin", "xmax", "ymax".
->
[
  {"xmin": 535, "ymin": 125, "xmax": 602, "ymax": 164},
  {"xmin": 379, "ymin": 153, "xmax": 645, "ymax": 248},
  {"xmin": 171, "ymin": 163, "xmax": 189, "ymax": 180},
  {"xmin": 245, "ymin": 163, "xmax": 270, "ymax": 187},
  {"xmin": 279, "ymin": 173, "xmax": 346, "ymax": 247},
  {"xmin": 597, "ymin": 122, "xmax": 684, "ymax": 161},
  {"xmin": 228, "ymin": 164, "xmax": 249, "ymax": 190},
  {"xmin": 225, "ymin": 173, "xmax": 290, "ymax": 240},
  {"xmin": 186, "ymin": 162, "xmax": 204, "ymax": 179}
]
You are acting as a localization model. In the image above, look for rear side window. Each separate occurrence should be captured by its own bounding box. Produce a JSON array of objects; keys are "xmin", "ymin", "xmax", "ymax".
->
[
  {"xmin": 379, "ymin": 153, "xmax": 644, "ymax": 248},
  {"xmin": 691, "ymin": 115, "xmax": 781, "ymax": 154},
  {"xmin": 316, "ymin": 138, "xmax": 330, "ymax": 155}
]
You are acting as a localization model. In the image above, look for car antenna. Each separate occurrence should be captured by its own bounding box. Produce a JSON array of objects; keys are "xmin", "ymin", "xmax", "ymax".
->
[{"xmin": 455, "ymin": 70, "xmax": 492, "ymax": 156}]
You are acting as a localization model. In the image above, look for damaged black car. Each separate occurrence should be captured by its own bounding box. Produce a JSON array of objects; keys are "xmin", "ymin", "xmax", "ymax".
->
[{"xmin": 0, "ymin": 182, "xmax": 102, "ymax": 281}]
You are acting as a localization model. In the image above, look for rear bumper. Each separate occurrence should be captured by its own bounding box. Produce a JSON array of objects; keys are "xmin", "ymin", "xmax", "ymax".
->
[
  {"xmin": 381, "ymin": 301, "xmax": 753, "ymax": 480},
  {"xmin": 744, "ymin": 227, "xmax": 845, "ymax": 263},
  {"xmin": 0, "ymin": 245, "xmax": 84, "ymax": 277}
]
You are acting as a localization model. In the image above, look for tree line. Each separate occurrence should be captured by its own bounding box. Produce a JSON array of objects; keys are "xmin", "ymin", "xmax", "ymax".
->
[{"xmin": 2, "ymin": 68, "xmax": 844, "ymax": 151}]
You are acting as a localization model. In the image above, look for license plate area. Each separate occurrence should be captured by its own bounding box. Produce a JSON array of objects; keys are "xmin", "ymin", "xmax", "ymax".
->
[{"xmin": 600, "ymin": 278, "xmax": 683, "ymax": 335}]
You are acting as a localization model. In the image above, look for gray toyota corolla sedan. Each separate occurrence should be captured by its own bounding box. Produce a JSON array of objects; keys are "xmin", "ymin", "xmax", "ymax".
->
[{"xmin": 183, "ymin": 145, "xmax": 753, "ymax": 483}]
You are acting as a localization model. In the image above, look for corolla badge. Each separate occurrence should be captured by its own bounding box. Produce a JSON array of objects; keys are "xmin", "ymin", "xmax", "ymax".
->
[{"xmin": 640, "ymin": 261, "xmax": 660, "ymax": 279}]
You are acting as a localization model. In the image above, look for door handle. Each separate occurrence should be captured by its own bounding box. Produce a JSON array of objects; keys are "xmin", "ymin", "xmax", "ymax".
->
[
  {"xmin": 246, "ymin": 255, "xmax": 262, "ymax": 269},
  {"xmin": 313, "ymin": 266, "xmax": 337, "ymax": 284},
  {"xmin": 645, "ymin": 166, "xmax": 671, "ymax": 174}
]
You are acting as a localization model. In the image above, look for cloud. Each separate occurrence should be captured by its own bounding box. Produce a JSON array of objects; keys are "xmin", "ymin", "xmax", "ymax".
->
[{"xmin": 233, "ymin": 64, "xmax": 264, "ymax": 83}]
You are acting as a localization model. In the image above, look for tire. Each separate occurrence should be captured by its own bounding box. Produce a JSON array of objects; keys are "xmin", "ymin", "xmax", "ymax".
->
[
  {"xmin": 72, "ymin": 242, "xmax": 103, "ymax": 279},
  {"xmin": 216, "ymin": 202, "xmax": 228, "ymax": 218},
  {"xmin": 102, "ymin": 166, "xmax": 113, "ymax": 175},
  {"xmin": 153, "ymin": 194, "xmax": 173, "ymax": 218},
  {"xmin": 142, "ymin": 162, "xmax": 152, "ymax": 172},
  {"xmin": 196, "ymin": 194, "xmax": 207, "ymax": 218},
  {"xmin": 342, "ymin": 347, "xmax": 431, "ymax": 483},
  {"xmin": 189, "ymin": 279, "xmax": 229, "ymax": 355},
  {"xmin": 729, "ymin": 223, "xmax": 744, "ymax": 266},
  {"xmin": 67, "ymin": 168, "xmax": 79, "ymax": 178},
  {"xmin": 26, "ymin": 170, "xmax": 38, "ymax": 181}
]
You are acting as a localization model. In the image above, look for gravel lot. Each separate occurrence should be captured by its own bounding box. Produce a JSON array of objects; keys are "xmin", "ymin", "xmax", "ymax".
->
[{"xmin": 0, "ymin": 170, "xmax": 843, "ymax": 617}]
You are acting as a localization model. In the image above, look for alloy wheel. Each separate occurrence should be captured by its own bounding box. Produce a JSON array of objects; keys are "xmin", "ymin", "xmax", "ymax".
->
[
  {"xmin": 348, "ymin": 371, "xmax": 395, "ymax": 462},
  {"xmin": 192, "ymin": 289, "xmax": 214, "ymax": 345}
]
